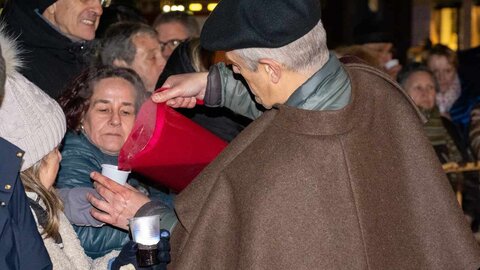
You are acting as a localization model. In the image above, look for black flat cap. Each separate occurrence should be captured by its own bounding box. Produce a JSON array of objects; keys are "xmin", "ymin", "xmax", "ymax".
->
[{"xmin": 201, "ymin": 0, "xmax": 321, "ymax": 51}]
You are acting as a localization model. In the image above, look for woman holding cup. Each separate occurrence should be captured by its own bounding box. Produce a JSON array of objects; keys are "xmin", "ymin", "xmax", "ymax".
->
[
  {"xmin": 0, "ymin": 48, "xmax": 170, "ymax": 269},
  {"xmin": 56, "ymin": 65, "xmax": 174, "ymax": 258}
]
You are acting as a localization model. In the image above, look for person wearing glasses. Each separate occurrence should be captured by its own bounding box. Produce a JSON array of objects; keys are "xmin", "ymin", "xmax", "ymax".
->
[
  {"xmin": 153, "ymin": 11, "xmax": 200, "ymax": 61},
  {"xmin": 1, "ymin": 0, "xmax": 110, "ymax": 98},
  {"xmin": 97, "ymin": 21, "xmax": 166, "ymax": 92}
]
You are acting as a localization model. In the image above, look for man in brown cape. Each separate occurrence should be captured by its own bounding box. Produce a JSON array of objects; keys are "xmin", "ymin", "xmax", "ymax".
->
[{"xmin": 87, "ymin": 0, "xmax": 480, "ymax": 269}]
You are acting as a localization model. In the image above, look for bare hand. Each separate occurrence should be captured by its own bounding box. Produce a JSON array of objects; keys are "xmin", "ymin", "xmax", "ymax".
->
[
  {"xmin": 87, "ymin": 172, "xmax": 151, "ymax": 230},
  {"xmin": 152, "ymin": 72, "xmax": 208, "ymax": 108}
]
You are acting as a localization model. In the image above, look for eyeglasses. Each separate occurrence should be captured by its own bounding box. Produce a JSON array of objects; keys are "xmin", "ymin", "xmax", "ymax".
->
[
  {"xmin": 159, "ymin": 39, "xmax": 186, "ymax": 52},
  {"xmin": 80, "ymin": 0, "xmax": 111, "ymax": 7},
  {"xmin": 100, "ymin": 0, "xmax": 111, "ymax": 7}
]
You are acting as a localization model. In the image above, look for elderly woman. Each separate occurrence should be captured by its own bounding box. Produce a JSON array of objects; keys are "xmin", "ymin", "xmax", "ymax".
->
[
  {"xmin": 398, "ymin": 63, "xmax": 470, "ymax": 164},
  {"xmin": 56, "ymin": 65, "xmax": 173, "ymax": 258},
  {"xmin": 398, "ymin": 63, "xmax": 480, "ymax": 230},
  {"xmin": 1, "ymin": 66, "xmax": 170, "ymax": 269}
]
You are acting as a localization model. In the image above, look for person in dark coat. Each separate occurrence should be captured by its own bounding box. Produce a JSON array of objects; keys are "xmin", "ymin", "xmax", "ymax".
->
[
  {"xmin": 0, "ymin": 139, "xmax": 52, "ymax": 270},
  {"xmin": 0, "ymin": 29, "xmax": 52, "ymax": 270},
  {"xmin": 1, "ymin": 0, "xmax": 105, "ymax": 98}
]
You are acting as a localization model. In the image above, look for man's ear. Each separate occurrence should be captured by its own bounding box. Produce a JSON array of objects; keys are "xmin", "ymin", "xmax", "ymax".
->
[
  {"xmin": 113, "ymin": 59, "xmax": 129, "ymax": 68},
  {"xmin": 259, "ymin": 58, "xmax": 282, "ymax": 84}
]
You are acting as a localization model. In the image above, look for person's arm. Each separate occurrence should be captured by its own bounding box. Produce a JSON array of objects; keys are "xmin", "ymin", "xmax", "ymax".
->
[
  {"xmin": 208, "ymin": 63, "xmax": 263, "ymax": 119},
  {"xmin": 57, "ymin": 187, "xmax": 104, "ymax": 227},
  {"xmin": 152, "ymin": 63, "xmax": 263, "ymax": 119}
]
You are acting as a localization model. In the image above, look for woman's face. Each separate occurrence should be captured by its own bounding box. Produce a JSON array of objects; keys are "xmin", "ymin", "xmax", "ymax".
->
[
  {"xmin": 82, "ymin": 77, "xmax": 137, "ymax": 155},
  {"xmin": 404, "ymin": 71, "xmax": 436, "ymax": 110},
  {"xmin": 39, "ymin": 148, "xmax": 62, "ymax": 190},
  {"xmin": 427, "ymin": 55, "xmax": 456, "ymax": 93}
]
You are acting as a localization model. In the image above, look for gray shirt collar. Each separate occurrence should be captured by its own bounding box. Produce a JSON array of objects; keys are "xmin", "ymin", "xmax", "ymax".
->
[{"xmin": 285, "ymin": 53, "xmax": 351, "ymax": 111}]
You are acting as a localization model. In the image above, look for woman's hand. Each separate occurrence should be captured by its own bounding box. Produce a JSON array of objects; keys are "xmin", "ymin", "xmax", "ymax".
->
[
  {"xmin": 87, "ymin": 172, "xmax": 151, "ymax": 230},
  {"xmin": 152, "ymin": 72, "xmax": 208, "ymax": 108}
]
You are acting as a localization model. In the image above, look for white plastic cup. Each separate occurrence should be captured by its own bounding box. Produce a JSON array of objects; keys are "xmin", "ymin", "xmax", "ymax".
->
[
  {"xmin": 385, "ymin": 59, "xmax": 399, "ymax": 70},
  {"xmin": 129, "ymin": 215, "xmax": 161, "ymax": 245},
  {"xmin": 100, "ymin": 164, "xmax": 130, "ymax": 185}
]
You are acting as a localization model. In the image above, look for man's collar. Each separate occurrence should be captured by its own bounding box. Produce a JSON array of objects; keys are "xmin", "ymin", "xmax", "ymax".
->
[{"xmin": 284, "ymin": 53, "xmax": 351, "ymax": 111}]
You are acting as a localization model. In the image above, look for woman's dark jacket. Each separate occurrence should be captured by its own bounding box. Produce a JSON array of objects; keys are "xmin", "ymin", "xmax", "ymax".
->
[{"xmin": 0, "ymin": 138, "xmax": 52, "ymax": 269}]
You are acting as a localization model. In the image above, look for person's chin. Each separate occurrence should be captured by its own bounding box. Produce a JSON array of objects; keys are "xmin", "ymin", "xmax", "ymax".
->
[
  {"xmin": 100, "ymin": 145, "xmax": 122, "ymax": 155},
  {"xmin": 76, "ymin": 28, "xmax": 96, "ymax": 41}
]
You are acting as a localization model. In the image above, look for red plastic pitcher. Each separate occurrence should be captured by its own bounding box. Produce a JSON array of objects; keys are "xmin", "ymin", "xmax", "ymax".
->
[{"xmin": 118, "ymin": 98, "xmax": 227, "ymax": 192}]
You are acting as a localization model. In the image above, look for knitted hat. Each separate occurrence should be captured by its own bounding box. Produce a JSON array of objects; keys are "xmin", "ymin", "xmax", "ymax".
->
[
  {"xmin": 200, "ymin": 0, "xmax": 321, "ymax": 51},
  {"xmin": 0, "ymin": 71, "xmax": 66, "ymax": 171}
]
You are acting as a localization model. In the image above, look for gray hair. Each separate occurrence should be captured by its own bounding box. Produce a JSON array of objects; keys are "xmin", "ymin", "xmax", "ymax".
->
[
  {"xmin": 397, "ymin": 63, "xmax": 440, "ymax": 93},
  {"xmin": 233, "ymin": 20, "xmax": 329, "ymax": 73},
  {"xmin": 152, "ymin": 11, "xmax": 200, "ymax": 37},
  {"xmin": 98, "ymin": 21, "xmax": 157, "ymax": 65}
]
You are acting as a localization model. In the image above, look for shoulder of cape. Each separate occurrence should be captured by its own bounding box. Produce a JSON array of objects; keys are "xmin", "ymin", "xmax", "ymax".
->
[{"xmin": 342, "ymin": 61, "xmax": 426, "ymax": 123}]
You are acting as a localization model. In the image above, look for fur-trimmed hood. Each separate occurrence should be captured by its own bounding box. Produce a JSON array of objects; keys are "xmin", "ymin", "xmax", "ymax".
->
[{"xmin": 0, "ymin": 24, "xmax": 22, "ymax": 78}]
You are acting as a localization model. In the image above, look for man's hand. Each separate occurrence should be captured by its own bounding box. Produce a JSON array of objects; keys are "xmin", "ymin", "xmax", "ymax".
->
[
  {"xmin": 87, "ymin": 172, "xmax": 151, "ymax": 230},
  {"xmin": 152, "ymin": 72, "xmax": 208, "ymax": 108}
]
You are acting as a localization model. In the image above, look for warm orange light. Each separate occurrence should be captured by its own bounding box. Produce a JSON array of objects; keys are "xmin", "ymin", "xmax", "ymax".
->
[{"xmin": 189, "ymin": 3, "xmax": 203, "ymax": 12}]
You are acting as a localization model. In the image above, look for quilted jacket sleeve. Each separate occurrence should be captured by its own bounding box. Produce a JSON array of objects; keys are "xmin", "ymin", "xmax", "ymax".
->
[{"xmin": 207, "ymin": 62, "xmax": 264, "ymax": 120}]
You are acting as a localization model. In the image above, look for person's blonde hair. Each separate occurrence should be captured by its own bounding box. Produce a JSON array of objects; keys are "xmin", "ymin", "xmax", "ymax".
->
[
  {"xmin": 188, "ymin": 38, "xmax": 214, "ymax": 72},
  {"xmin": 20, "ymin": 158, "xmax": 63, "ymax": 241}
]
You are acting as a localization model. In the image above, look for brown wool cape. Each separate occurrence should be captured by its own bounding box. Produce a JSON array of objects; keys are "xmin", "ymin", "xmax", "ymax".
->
[{"xmin": 169, "ymin": 63, "xmax": 480, "ymax": 269}]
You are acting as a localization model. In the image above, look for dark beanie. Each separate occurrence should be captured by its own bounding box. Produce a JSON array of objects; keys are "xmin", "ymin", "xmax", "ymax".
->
[
  {"xmin": 201, "ymin": 0, "xmax": 321, "ymax": 51},
  {"xmin": 38, "ymin": 0, "xmax": 57, "ymax": 13}
]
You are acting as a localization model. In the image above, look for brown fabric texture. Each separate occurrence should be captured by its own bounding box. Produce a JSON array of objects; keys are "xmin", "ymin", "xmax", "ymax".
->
[{"xmin": 169, "ymin": 63, "xmax": 480, "ymax": 269}]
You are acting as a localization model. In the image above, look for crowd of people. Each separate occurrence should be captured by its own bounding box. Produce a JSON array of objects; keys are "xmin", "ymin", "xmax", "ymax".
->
[{"xmin": 2, "ymin": 0, "xmax": 480, "ymax": 269}]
